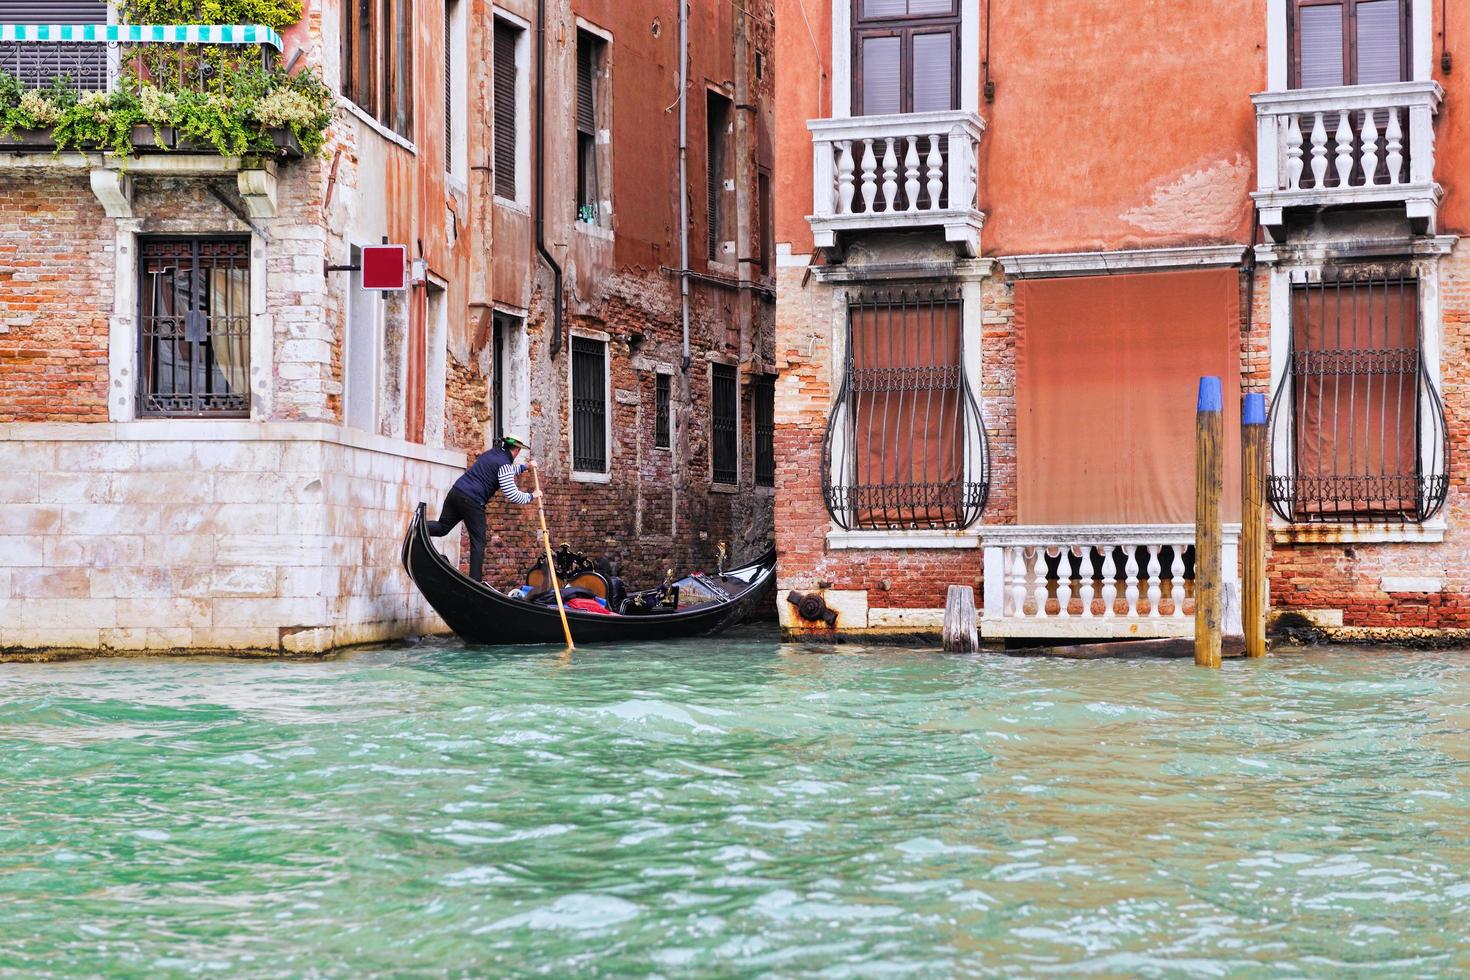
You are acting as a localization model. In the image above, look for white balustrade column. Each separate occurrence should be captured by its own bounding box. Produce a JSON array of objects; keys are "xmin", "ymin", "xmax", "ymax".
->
[
  {"xmin": 1360, "ymin": 111, "xmax": 1380, "ymax": 186},
  {"xmin": 1171, "ymin": 547, "xmax": 1186, "ymax": 618},
  {"xmin": 1009, "ymin": 547, "xmax": 1027, "ymax": 619},
  {"xmin": 836, "ymin": 139, "xmax": 856, "ymax": 215},
  {"xmin": 859, "ymin": 138, "xmax": 878, "ymax": 213},
  {"xmin": 881, "ymin": 137, "xmax": 899, "ymax": 212},
  {"xmin": 1310, "ymin": 112, "xmax": 1329, "ymax": 186},
  {"xmin": 1053, "ymin": 548, "xmax": 1070, "ymax": 618},
  {"xmin": 1146, "ymin": 546, "xmax": 1162, "ymax": 619},
  {"xmin": 1124, "ymin": 547, "xmax": 1140, "ymax": 617},
  {"xmin": 1031, "ymin": 549, "xmax": 1048, "ymax": 619},
  {"xmin": 1385, "ymin": 108, "xmax": 1404, "ymax": 185},
  {"xmin": 1285, "ymin": 114, "xmax": 1304, "ymax": 190},
  {"xmin": 1100, "ymin": 549, "xmax": 1118, "ymax": 618},
  {"xmin": 1078, "ymin": 548, "xmax": 1095, "ymax": 619},
  {"xmin": 1334, "ymin": 110, "xmax": 1354, "ymax": 185},
  {"xmin": 903, "ymin": 136, "xmax": 920, "ymax": 212},
  {"xmin": 925, "ymin": 135, "xmax": 944, "ymax": 211}
]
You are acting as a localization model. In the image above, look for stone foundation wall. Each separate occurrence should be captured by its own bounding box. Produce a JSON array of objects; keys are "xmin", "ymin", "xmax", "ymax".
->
[{"xmin": 0, "ymin": 424, "xmax": 462, "ymax": 655}]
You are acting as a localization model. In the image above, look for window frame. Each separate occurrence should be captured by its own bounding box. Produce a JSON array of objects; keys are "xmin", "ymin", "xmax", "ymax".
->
[
  {"xmin": 705, "ymin": 88, "xmax": 734, "ymax": 264},
  {"xmin": 569, "ymin": 332, "xmax": 611, "ymax": 481},
  {"xmin": 445, "ymin": 0, "xmax": 468, "ymax": 182},
  {"xmin": 710, "ymin": 361, "xmax": 740, "ymax": 486},
  {"xmin": 491, "ymin": 10, "xmax": 531, "ymax": 206},
  {"xmin": 341, "ymin": 0, "xmax": 415, "ymax": 139},
  {"xmin": 753, "ymin": 373, "xmax": 776, "ymax": 488},
  {"xmin": 1268, "ymin": 267, "xmax": 1448, "ymax": 526},
  {"xmin": 573, "ymin": 24, "xmax": 612, "ymax": 228},
  {"xmin": 851, "ymin": 0, "xmax": 961, "ymax": 116},
  {"xmin": 654, "ymin": 371, "xmax": 672, "ymax": 451},
  {"xmin": 135, "ymin": 235, "xmax": 253, "ymax": 420},
  {"xmin": 1289, "ymin": 0, "xmax": 1412, "ymax": 89}
]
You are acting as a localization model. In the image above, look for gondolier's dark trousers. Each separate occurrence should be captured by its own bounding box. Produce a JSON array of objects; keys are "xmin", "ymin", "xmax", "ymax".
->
[{"xmin": 426, "ymin": 489, "xmax": 487, "ymax": 582}]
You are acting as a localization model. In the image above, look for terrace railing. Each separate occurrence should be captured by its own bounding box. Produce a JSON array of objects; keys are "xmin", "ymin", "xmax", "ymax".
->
[{"xmin": 0, "ymin": 23, "xmax": 282, "ymax": 93}]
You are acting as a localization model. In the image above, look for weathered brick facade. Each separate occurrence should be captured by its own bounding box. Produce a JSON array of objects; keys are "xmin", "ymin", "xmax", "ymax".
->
[{"xmin": 0, "ymin": 0, "xmax": 775, "ymax": 655}]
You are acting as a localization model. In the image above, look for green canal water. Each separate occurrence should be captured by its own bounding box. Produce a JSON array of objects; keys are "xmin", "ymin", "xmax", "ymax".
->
[{"xmin": 3, "ymin": 629, "xmax": 1470, "ymax": 977}]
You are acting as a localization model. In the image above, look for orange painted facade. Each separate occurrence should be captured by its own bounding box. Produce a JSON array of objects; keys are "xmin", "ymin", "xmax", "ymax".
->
[{"xmin": 773, "ymin": 0, "xmax": 1470, "ymax": 643}]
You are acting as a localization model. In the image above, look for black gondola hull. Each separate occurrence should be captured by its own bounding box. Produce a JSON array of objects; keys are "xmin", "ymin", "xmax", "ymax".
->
[{"xmin": 402, "ymin": 504, "xmax": 776, "ymax": 645}]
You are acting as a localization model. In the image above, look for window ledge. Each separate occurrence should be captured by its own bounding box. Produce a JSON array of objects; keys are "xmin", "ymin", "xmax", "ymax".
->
[
  {"xmin": 709, "ymin": 483, "xmax": 740, "ymax": 494},
  {"xmin": 1272, "ymin": 521, "xmax": 1447, "ymax": 545},
  {"xmin": 572, "ymin": 470, "xmax": 611, "ymax": 485},
  {"xmin": 827, "ymin": 528, "xmax": 980, "ymax": 550},
  {"xmin": 338, "ymin": 97, "xmax": 417, "ymax": 154},
  {"xmin": 574, "ymin": 222, "xmax": 614, "ymax": 241},
  {"xmin": 494, "ymin": 196, "xmax": 531, "ymax": 213}
]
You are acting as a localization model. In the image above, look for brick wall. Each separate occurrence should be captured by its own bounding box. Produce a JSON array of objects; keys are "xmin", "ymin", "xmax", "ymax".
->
[
  {"xmin": 0, "ymin": 177, "xmax": 112, "ymax": 423},
  {"xmin": 774, "ymin": 248, "xmax": 1470, "ymax": 640}
]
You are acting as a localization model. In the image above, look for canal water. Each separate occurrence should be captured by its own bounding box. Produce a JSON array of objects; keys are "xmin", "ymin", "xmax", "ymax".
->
[{"xmin": 3, "ymin": 629, "xmax": 1469, "ymax": 976}]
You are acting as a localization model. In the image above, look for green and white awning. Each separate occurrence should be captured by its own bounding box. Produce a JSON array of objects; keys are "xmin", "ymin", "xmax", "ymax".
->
[{"xmin": 0, "ymin": 23, "xmax": 283, "ymax": 51}]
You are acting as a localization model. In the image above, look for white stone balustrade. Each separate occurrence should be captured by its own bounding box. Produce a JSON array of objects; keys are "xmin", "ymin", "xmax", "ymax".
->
[
  {"xmin": 981, "ymin": 525, "xmax": 1241, "ymax": 640},
  {"xmin": 1252, "ymin": 81, "xmax": 1444, "ymax": 237},
  {"xmin": 808, "ymin": 110, "xmax": 986, "ymax": 257}
]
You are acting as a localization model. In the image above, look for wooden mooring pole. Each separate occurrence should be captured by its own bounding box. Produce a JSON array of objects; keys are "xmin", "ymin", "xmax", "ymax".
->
[
  {"xmin": 1194, "ymin": 377, "xmax": 1223, "ymax": 668},
  {"xmin": 1241, "ymin": 392, "xmax": 1268, "ymax": 657}
]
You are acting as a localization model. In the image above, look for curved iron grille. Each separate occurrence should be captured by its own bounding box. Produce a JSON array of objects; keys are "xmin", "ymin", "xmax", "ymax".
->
[
  {"xmin": 822, "ymin": 286, "xmax": 989, "ymax": 531},
  {"xmin": 1267, "ymin": 272, "xmax": 1448, "ymax": 524}
]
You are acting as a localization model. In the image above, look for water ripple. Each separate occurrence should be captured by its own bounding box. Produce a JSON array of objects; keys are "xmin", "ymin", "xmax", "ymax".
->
[{"xmin": 2, "ymin": 637, "xmax": 1470, "ymax": 975}]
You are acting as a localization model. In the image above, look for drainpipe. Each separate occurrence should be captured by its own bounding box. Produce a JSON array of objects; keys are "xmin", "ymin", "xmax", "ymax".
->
[
  {"xmin": 677, "ymin": 0, "xmax": 691, "ymax": 373},
  {"xmin": 536, "ymin": 0, "xmax": 564, "ymax": 359}
]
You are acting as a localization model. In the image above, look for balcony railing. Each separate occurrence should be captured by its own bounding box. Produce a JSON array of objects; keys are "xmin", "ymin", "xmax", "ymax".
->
[
  {"xmin": 1252, "ymin": 81, "xmax": 1444, "ymax": 236},
  {"xmin": 808, "ymin": 110, "xmax": 985, "ymax": 257},
  {"xmin": 981, "ymin": 525, "xmax": 1241, "ymax": 640},
  {"xmin": 0, "ymin": 23, "xmax": 282, "ymax": 93}
]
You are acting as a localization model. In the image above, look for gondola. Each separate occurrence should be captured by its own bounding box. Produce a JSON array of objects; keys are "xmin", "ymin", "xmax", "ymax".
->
[{"xmin": 401, "ymin": 503, "xmax": 777, "ymax": 645}]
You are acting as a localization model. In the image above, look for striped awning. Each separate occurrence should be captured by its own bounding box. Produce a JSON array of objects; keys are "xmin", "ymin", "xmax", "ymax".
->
[{"xmin": 0, "ymin": 23, "xmax": 283, "ymax": 51}]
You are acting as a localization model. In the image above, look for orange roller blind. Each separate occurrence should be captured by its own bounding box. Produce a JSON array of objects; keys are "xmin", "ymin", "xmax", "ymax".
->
[{"xmin": 1014, "ymin": 269, "xmax": 1242, "ymax": 525}]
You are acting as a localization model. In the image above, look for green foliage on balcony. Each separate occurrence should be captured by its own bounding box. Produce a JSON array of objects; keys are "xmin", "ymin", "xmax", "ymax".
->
[{"xmin": 0, "ymin": 0, "xmax": 330, "ymax": 160}]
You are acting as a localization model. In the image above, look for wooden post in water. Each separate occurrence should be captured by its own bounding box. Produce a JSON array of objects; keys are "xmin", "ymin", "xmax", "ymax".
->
[
  {"xmin": 943, "ymin": 585, "xmax": 979, "ymax": 653},
  {"xmin": 1194, "ymin": 376, "xmax": 1223, "ymax": 668},
  {"xmin": 1241, "ymin": 392, "xmax": 1268, "ymax": 657}
]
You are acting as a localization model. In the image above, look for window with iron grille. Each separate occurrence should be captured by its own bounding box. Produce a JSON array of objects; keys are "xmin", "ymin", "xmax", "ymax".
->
[
  {"xmin": 571, "ymin": 336, "xmax": 607, "ymax": 472},
  {"xmin": 1268, "ymin": 270, "xmax": 1448, "ymax": 524},
  {"xmin": 575, "ymin": 29, "xmax": 608, "ymax": 225},
  {"xmin": 654, "ymin": 372, "xmax": 671, "ymax": 449},
  {"xmin": 822, "ymin": 287, "xmax": 990, "ymax": 530},
  {"xmin": 711, "ymin": 363, "xmax": 738, "ymax": 484},
  {"xmin": 492, "ymin": 18, "xmax": 521, "ymax": 200},
  {"xmin": 754, "ymin": 374, "xmax": 775, "ymax": 487},
  {"xmin": 137, "ymin": 237, "xmax": 251, "ymax": 419},
  {"xmin": 342, "ymin": 0, "xmax": 415, "ymax": 138},
  {"xmin": 706, "ymin": 90, "xmax": 732, "ymax": 261}
]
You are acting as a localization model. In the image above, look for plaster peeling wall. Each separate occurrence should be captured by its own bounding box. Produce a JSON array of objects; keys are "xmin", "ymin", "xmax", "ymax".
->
[{"xmin": 1121, "ymin": 155, "xmax": 1255, "ymax": 239}]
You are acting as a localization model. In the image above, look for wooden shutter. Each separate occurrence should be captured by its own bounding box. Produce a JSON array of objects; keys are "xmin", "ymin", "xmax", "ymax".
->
[
  {"xmin": 444, "ymin": 0, "xmax": 453, "ymax": 173},
  {"xmin": 1, "ymin": 0, "xmax": 104, "ymax": 22},
  {"xmin": 1292, "ymin": 0, "xmax": 1409, "ymax": 88},
  {"xmin": 493, "ymin": 21, "xmax": 517, "ymax": 200},
  {"xmin": 706, "ymin": 92, "xmax": 730, "ymax": 261},
  {"xmin": 576, "ymin": 34, "xmax": 595, "ymax": 136}
]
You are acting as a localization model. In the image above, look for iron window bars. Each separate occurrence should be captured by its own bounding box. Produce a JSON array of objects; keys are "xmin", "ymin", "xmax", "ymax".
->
[
  {"xmin": 137, "ymin": 237, "xmax": 251, "ymax": 418},
  {"xmin": 711, "ymin": 363, "xmax": 738, "ymax": 485},
  {"xmin": 754, "ymin": 374, "xmax": 776, "ymax": 487},
  {"xmin": 823, "ymin": 285, "xmax": 989, "ymax": 530},
  {"xmin": 1268, "ymin": 270, "xmax": 1448, "ymax": 524},
  {"xmin": 654, "ymin": 372, "xmax": 671, "ymax": 449},
  {"xmin": 571, "ymin": 335, "xmax": 608, "ymax": 472}
]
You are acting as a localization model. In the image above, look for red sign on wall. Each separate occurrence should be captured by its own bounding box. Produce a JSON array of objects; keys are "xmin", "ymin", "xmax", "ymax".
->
[{"xmin": 361, "ymin": 244, "xmax": 408, "ymax": 290}]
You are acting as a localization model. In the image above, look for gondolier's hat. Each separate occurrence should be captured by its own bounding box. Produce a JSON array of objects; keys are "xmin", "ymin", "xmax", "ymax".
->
[{"xmin": 503, "ymin": 433, "xmax": 529, "ymax": 450}]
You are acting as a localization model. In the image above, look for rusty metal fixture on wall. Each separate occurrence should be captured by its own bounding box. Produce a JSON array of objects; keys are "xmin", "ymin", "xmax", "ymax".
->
[{"xmin": 786, "ymin": 591, "xmax": 837, "ymax": 628}]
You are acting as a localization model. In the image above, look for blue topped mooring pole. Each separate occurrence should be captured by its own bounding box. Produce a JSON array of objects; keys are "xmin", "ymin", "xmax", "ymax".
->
[
  {"xmin": 1195, "ymin": 377, "xmax": 1224, "ymax": 668},
  {"xmin": 1241, "ymin": 392, "xmax": 1268, "ymax": 658}
]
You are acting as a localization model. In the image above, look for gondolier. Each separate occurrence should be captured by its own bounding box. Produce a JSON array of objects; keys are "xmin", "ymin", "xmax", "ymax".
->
[{"xmin": 427, "ymin": 434, "xmax": 540, "ymax": 582}]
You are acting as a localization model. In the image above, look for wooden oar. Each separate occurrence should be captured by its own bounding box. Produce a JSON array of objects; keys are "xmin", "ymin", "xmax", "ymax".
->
[{"xmin": 530, "ymin": 464, "xmax": 574, "ymax": 651}]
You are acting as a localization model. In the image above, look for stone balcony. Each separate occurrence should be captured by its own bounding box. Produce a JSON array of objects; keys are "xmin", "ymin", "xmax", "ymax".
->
[
  {"xmin": 807, "ymin": 110, "xmax": 986, "ymax": 258},
  {"xmin": 0, "ymin": 23, "xmax": 297, "ymax": 218},
  {"xmin": 1252, "ymin": 80, "xmax": 1444, "ymax": 238}
]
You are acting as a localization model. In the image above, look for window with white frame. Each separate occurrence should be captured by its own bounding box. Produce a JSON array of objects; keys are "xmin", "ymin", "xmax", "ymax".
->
[
  {"xmin": 711, "ymin": 362, "xmax": 738, "ymax": 484},
  {"xmin": 575, "ymin": 27, "xmax": 610, "ymax": 227},
  {"xmin": 492, "ymin": 13, "xmax": 528, "ymax": 203},
  {"xmin": 445, "ymin": 0, "xmax": 467, "ymax": 180},
  {"xmin": 571, "ymin": 335, "xmax": 608, "ymax": 473}
]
